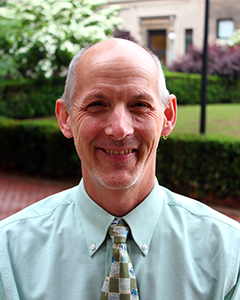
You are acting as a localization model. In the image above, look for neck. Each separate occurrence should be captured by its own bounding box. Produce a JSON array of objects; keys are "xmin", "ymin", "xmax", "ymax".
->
[{"xmin": 82, "ymin": 174, "xmax": 155, "ymax": 217}]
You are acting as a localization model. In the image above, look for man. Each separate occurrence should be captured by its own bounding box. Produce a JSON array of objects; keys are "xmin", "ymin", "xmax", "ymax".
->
[{"xmin": 0, "ymin": 38, "xmax": 240, "ymax": 299}]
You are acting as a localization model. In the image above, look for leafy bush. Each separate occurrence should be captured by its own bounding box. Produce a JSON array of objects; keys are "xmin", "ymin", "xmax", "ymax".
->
[
  {"xmin": 0, "ymin": 117, "xmax": 81, "ymax": 178},
  {"xmin": 230, "ymin": 29, "xmax": 240, "ymax": 46},
  {"xmin": 0, "ymin": 77, "xmax": 65, "ymax": 118},
  {"xmin": 0, "ymin": 0, "xmax": 122, "ymax": 79},
  {"xmin": 170, "ymin": 44, "xmax": 240, "ymax": 80},
  {"xmin": 156, "ymin": 134, "xmax": 240, "ymax": 199},
  {"xmin": 166, "ymin": 72, "xmax": 240, "ymax": 104}
]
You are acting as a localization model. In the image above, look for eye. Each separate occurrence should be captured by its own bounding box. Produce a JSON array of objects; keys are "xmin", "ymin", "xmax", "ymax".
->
[
  {"xmin": 133, "ymin": 102, "xmax": 149, "ymax": 107},
  {"xmin": 131, "ymin": 101, "xmax": 151, "ymax": 112},
  {"xmin": 89, "ymin": 101, "xmax": 104, "ymax": 107},
  {"xmin": 87, "ymin": 101, "xmax": 107, "ymax": 112}
]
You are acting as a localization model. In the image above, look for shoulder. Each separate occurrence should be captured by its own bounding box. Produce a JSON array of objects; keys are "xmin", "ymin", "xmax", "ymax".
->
[
  {"xmin": 0, "ymin": 185, "xmax": 78, "ymax": 233},
  {"xmin": 156, "ymin": 185, "xmax": 240, "ymax": 295},
  {"xmin": 159, "ymin": 184, "xmax": 240, "ymax": 232}
]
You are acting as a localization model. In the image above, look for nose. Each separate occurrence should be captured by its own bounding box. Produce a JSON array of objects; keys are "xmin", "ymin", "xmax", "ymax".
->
[{"xmin": 104, "ymin": 104, "xmax": 134, "ymax": 140}]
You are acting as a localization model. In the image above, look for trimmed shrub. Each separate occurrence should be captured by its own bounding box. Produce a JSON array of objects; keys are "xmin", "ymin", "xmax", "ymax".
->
[
  {"xmin": 0, "ymin": 117, "xmax": 81, "ymax": 178},
  {"xmin": 0, "ymin": 77, "xmax": 65, "ymax": 119},
  {"xmin": 156, "ymin": 134, "xmax": 240, "ymax": 199},
  {"xmin": 166, "ymin": 72, "xmax": 240, "ymax": 105}
]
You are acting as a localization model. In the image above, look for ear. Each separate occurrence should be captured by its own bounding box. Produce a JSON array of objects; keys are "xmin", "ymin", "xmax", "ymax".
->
[
  {"xmin": 161, "ymin": 94, "xmax": 177, "ymax": 136},
  {"xmin": 55, "ymin": 99, "xmax": 73, "ymax": 139}
]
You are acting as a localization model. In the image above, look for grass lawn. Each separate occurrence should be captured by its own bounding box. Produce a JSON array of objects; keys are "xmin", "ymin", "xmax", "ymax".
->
[{"xmin": 172, "ymin": 103, "xmax": 240, "ymax": 138}]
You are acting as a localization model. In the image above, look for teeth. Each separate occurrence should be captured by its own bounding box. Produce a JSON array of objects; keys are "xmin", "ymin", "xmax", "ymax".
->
[{"xmin": 105, "ymin": 149, "xmax": 133, "ymax": 155}]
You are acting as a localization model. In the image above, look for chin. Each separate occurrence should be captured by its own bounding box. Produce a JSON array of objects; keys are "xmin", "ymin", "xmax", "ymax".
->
[{"xmin": 94, "ymin": 172, "xmax": 141, "ymax": 190}]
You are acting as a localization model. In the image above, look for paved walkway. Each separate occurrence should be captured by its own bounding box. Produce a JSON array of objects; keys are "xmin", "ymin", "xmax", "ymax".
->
[
  {"xmin": 0, "ymin": 172, "xmax": 240, "ymax": 222},
  {"xmin": 0, "ymin": 172, "xmax": 79, "ymax": 220}
]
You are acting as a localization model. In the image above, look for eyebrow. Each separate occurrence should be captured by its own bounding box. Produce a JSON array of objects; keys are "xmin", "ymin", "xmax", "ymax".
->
[
  {"xmin": 83, "ymin": 91, "xmax": 108, "ymax": 102},
  {"xmin": 131, "ymin": 92, "xmax": 155, "ymax": 102}
]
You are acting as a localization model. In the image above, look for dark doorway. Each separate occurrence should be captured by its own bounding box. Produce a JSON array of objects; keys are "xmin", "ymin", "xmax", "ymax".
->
[{"xmin": 148, "ymin": 30, "xmax": 166, "ymax": 63}]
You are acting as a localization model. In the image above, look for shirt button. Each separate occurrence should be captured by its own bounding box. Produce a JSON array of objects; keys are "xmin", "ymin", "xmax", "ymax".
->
[
  {"xmin": 142, "ymin": 243, "xmax": 148, "ymax": 251},
  {"xmin": 90, "ymin": 243, "xmax": 96, "ymax": 251}
]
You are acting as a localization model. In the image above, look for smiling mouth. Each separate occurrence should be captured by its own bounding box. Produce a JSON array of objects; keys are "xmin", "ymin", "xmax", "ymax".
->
[{"xmin": 104, "ymin": 149, "xmax": 133, "ymax": 155}]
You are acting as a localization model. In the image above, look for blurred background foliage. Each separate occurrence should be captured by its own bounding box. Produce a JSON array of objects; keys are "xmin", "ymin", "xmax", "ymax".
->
[
  {"xmin": 0, "ymin": 0, "xmax": 122, "ymax": 79},
  {"xmin": 170, "ymin": 38, "xmax": 240, "ymax": 80}
]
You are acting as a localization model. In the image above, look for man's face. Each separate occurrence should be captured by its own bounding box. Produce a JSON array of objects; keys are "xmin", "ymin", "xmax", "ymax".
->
[{"xmin": 67, "ymin": 40, "xmax": 167, "ymax": 190}]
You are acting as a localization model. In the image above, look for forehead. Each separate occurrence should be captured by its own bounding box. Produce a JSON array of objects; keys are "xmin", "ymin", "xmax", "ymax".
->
[
  {"xmin": 75, "ymin": 40, "xmax": 158, "ymax": 90},
  {"xmin": 84, "ymin": 40, "xmax": 155, "ymax": 63}
]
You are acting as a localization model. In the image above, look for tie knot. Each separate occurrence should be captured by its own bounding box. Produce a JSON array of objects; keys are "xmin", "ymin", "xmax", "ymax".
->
[{"xmin": 109, "ymin": 218, "xmax": 129, "ymax": 243}]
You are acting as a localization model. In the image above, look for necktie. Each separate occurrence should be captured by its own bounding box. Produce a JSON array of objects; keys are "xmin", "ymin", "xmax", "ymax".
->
[{"xmin": 100, "ymin": 218, "xmax": 139, "ymax": 300}]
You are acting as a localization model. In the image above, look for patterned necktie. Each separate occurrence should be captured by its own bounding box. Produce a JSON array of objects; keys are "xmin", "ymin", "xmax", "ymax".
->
[{"xmin": 100, "ymin": 218, "xmax": 139, "ymax": 300}]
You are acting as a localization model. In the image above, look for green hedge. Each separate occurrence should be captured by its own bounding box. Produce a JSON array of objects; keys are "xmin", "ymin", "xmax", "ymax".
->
[
  {"xmin": 157, "ymin": 134, "xmax": 240, "ymax": 199},
  {"xmin": 1, "ymin": 74, "xmax": 240, "ymax": 119},
  {"xmin": 166, "ymin": 72, "xmax": 240, "ymax": 105},
  {"xmin": 0, "ymin": 117, "xmax": 240, "ymax": 200},
  {"xmin": 0, "ymin": 117, "xmax": 81, "ymax": 178},
  {"xmin": 0, "ymin": 77, "xmax": 65, "ymax": 119}
]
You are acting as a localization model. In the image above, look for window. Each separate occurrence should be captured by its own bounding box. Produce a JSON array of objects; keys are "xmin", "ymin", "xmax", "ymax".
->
[
  {"xmin": 185, "ymin": 29, "xmax": 193, "ymax": 54},
  {"xmin": 217, "ymin": 19, "xmax": 234, "ymax": 39}
]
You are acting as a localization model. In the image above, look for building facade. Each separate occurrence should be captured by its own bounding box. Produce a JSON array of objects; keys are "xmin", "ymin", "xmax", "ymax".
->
[
  {"xmin": 209, "ymin": 0, "xmax": 240, "ymax": 44},
  {"xmin": 107, "ymin": 0, "xmax": 240, "ymax": 66}
]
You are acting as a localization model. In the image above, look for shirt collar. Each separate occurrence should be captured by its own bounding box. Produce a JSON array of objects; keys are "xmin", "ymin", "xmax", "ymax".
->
[
  {"xmin": 74, "ymin": 178, "xmax": 163, "ymax": 257},
  {"xmin": 124, "ymin": 178, "xmax": 163, "ymax": 256}
]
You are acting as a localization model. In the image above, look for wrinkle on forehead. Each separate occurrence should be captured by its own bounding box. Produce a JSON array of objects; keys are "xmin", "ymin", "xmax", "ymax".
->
[{"xmin": 85, "ymin": 63, "xmax": 156, "ymax": 83}]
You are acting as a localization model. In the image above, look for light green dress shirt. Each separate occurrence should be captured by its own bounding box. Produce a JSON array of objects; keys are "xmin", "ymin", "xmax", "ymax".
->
[{"xmin": 0, "ymin": 178, "xmax": 240, "ymax": 299}]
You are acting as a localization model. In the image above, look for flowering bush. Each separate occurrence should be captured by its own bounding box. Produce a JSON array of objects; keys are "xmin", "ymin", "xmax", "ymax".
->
[
  {"xmin": 0, "ymin": 0, "xmax": 122, "ymax": 78},
  {"xmin": 170, "ymin": 43, "xmax": 240, "ymax": 80},
  {"xmin": 229, "ymin": 29, "xmax": 240, "ymax": 46}
]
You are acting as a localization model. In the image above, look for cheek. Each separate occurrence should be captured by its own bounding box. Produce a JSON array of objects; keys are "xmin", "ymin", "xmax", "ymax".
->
[
  {"xmin": 71, "ymin": 114, "xmax": 103, "ymax": 149},
  {"xmin": 135, "ymin": 114, "xmax": 163, "ymax": 142}
]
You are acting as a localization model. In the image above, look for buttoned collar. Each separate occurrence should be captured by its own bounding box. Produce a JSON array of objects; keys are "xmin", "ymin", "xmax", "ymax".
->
[{"xmin": 74, "ymin": 178, "xmax": 163, "ymax": 257}]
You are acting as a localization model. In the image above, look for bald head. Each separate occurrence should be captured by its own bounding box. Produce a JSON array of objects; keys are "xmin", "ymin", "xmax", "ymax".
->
[
  {"xmin": 79, "ymin": 38, "xmax": 157, "ymax": 69},
  {"xmin": 61, "ymin": 38, "xmax": 169, "ymax": 110}
]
